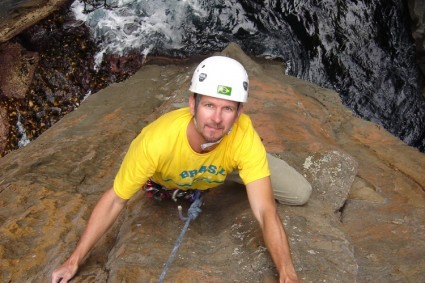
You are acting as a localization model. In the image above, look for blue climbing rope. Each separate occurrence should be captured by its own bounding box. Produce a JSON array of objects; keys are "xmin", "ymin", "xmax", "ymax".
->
[{"xmin": 158, "ymin": 191, "xmax": 203, "ymax": 283}]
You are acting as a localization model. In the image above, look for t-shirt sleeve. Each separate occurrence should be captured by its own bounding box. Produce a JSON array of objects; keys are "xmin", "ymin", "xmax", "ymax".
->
[
  {"xmin": 235, "ymin": 117, "xmax": 270, "ymax": 185},
  {"xmin": 113, "ymin": 132, "xmax": 156, "ymax": 199}
]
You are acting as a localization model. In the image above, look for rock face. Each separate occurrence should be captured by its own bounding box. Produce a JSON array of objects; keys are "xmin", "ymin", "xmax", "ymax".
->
[
  {"xmin": 0, "ymin": 42, "xmax": 38, "ymax": 154},
  {"xmin": 0, "ymin": 44, "xmax": 424, "ymax": 282},
  {"xmin": 0, "ymin": 0, "xmax": 70, "ymax": 44},
  {"xmin": 0, "ymin": 42, "xmax": 39, "ymax": 99},
  {"xmin": 0, "ymin": 6, "xmax": 146, "ymax": 157},
  {"xmin": 409, "ymin": 0, "xmax": 425, "ymax": 77}
]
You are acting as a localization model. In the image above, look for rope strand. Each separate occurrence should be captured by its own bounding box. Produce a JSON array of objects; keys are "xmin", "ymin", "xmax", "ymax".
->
[{"xmin": 158, "ymin": 193, "xmax": 203, "ymax": 283}]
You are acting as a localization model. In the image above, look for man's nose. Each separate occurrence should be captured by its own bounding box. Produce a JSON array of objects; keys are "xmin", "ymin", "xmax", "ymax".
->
[{"xmin": 211, "ymin": 109, "xmax": 222, "ymax": 124}]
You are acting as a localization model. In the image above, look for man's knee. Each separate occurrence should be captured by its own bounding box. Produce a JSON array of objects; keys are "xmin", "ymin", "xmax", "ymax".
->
[
  {"xmin": 293, "ymin": 182, "xmax": 312, "ymax": 205},
  {"xmin": 267, "ymin": 154, "xmax": 312, "ymax": 206},
  {"xmin": 273, "ymin": 180, "xmax": 312, "ymax": 206}
]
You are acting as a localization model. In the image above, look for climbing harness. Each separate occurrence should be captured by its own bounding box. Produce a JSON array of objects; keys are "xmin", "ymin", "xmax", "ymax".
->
[
  {"xmin": 144, "ymin": 179, "xmax": 201, "ymax": 202},
  {"xmin": 158, "ymin": 190, "xmax": 204, "ymax": 283}
]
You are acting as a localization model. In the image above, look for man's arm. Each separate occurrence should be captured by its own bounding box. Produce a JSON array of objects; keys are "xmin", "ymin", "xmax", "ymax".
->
[
  {"xmin": 245, "ymin": 177, "xmax": 298, "ymax": 283},
  {"xmin": 51, "ymin": 187, "xmax": 128, "ymax": 283}
]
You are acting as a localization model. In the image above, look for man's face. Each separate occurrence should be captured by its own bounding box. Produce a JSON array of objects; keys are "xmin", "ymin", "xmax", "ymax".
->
[{"xmin": 189, "ymin": 94, "xmax": 242, "ymax": 143}]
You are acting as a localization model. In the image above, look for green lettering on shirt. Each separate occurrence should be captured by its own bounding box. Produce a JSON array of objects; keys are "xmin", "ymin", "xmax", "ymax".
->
[
  {"xmin": 208, "ymin": 165, "xmax": 217, "ymax": 174},
  {"xmin": 199, "ymin": 166, "xmax": 207, "ymax": 173},
  {"xmin": 179, "ymin": 164, "xmax": 226, "ymax": 179}
]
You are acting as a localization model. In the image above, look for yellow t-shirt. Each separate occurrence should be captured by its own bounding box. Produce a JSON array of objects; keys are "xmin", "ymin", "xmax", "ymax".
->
[{"xmin": 113, "ymin": 107, "xmax": 270, "ymax": 199}]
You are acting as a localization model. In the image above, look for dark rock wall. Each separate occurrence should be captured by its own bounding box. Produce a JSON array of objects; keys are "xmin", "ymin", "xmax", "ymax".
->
[{"xmin": 408, "ymin": 0, "xmax": 425, "ymax": 80}]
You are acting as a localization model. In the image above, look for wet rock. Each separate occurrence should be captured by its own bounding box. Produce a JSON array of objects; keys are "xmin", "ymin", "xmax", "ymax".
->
[
  {"xmin": 0, "ymin": 5, "xmax": 147, "ymax": 157},
  {"xmin": 0, "ymin": 0, "xmax": 70, "ymax": 43},
  {"xmin": 0, "ymin": 41, "xmax": 38, "ymax": 155},
  {"xmin": 0, "ymin": 44, "xmax": 424, "ymax": 282},
  {"xmin": 408, "ymin": 0, "xmax": 425, "ymax": 76},
  {"xmin": 105, "ymin": 53, "xmax": 146, "ymax": 75},
  {"xmin": 0, "ymin": 107, "xmax": 9, "ymax": 154},
  {"xmin": 0, "ymin": 42, "xmax": 39, "ymax": 99}
]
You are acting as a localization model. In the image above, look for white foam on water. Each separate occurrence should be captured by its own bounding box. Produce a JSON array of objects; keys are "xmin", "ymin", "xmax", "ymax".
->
[
  {"xmin": 81, "ymin": 90, "xmax": 92, "ymax": 104},
  {"xmin": 70, "ymin": 0, "xmax": 258, "ymax": 68},
  {"xmin": 71, "ymin": 0, "xmax": 211, "ymax": 68},
  {"xmin": 223, "ymin": 0, "xmax": 257, "ymax": 35},
  {"xmin": 16, "ymin": 112, "xmax": 30, "ymax": 148},
  {"xmin": 71, "ymin": 1, "xmax": 88, "ymax": 22}
]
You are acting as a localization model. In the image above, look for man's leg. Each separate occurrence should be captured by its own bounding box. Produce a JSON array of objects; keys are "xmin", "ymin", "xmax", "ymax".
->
[
  {"xmin": 227, "ymin": 153, "xmax": 312, "ymax": 206},
  {"xmin": 267, "ymin": 153, "xmax": 311, "ymax": 205}
]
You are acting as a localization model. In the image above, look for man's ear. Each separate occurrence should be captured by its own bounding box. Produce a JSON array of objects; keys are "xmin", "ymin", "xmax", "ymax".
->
[{"xmin": 189, "ymin": 94, "xmax": 196, "ymax": 115}]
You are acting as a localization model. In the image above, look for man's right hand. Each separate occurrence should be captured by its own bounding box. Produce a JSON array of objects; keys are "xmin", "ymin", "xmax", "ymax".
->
[
  {"xmin": 51, "ymin": 258, "xmax": 78, "ymax": 283},
  {"xmin": 50, "ymin": 188, "xmax": 128, "ymax": 283}
]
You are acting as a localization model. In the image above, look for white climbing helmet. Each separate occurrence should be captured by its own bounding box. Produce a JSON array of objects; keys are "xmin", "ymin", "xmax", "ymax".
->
[{"xmin": 189, "ymin": 56, "xmax": 249, "ymax": 103}]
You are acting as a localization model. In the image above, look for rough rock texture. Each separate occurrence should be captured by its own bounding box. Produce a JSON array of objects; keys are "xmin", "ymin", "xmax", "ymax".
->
[
  {"xmin": 0, "ymin": 6, "xmax": 147, "ymax": 157},
  {"xmin": 0, "ymin": 41, "xmax": 39, "ymax": 154},
  {"xmin": 0, "ymin": 107, "xmax": 9, "ymax": 156},
  {"xmin": 0, "ymin": 44, "xmax": 424, "ymax": 282},
  {"xmin": 0, "ymin": 0, "xmax": 71, "ymax": 44},
  {"xmin": 408, "ymin": 0, "xmax": 425, "ymax": 77},
  {"xmin": 0, "ymin": 42, "xmax": 39, "ymax": 99}
]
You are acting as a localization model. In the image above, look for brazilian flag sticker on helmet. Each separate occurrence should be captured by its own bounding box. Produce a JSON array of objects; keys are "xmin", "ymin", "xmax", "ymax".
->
[{"xmin": 217, "ymin": 85, "xmax": 232, "ymax": 96}]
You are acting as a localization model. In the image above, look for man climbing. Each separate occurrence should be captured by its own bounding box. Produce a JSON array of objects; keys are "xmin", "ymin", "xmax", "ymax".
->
[{"xmin": 51, "ymin": 56, "xmax": 312, "ymax": 283}]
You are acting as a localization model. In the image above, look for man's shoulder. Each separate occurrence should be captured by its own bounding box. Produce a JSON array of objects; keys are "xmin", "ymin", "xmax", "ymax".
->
[
  {"xmin": 137, "ymin": 107, "xmax": 190, "ymax": 153},
  {"xmin": 234, "ymin": 113, "xmax": 254, "ymax": 131},
  {"xmin": 238, "ymin": 113, "xmax": 252, "ymax": 123},
  {"xmin": 146, "ymin": 107, "xmax": 191, "ymax": 131},
  {"xmin": 158, "ymin": 107, "xmax": 191, "ymax": 121}
]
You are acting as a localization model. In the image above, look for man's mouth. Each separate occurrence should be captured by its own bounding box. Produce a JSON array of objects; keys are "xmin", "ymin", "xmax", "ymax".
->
[{"xmin": 205, "ymin": 124, "xmax": 224, "ymax": 130}]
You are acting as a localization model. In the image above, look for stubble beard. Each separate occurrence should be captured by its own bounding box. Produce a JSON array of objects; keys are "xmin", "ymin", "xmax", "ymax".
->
[{"xmin": 194, "ymin": 117, "xmax": 225, "ymax": 143}]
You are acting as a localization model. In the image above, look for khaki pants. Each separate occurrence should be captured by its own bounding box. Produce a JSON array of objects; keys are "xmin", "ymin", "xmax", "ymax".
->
[{"xmin": 227, "ymin": 153, "xmax": 312, "ymax": 206}]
